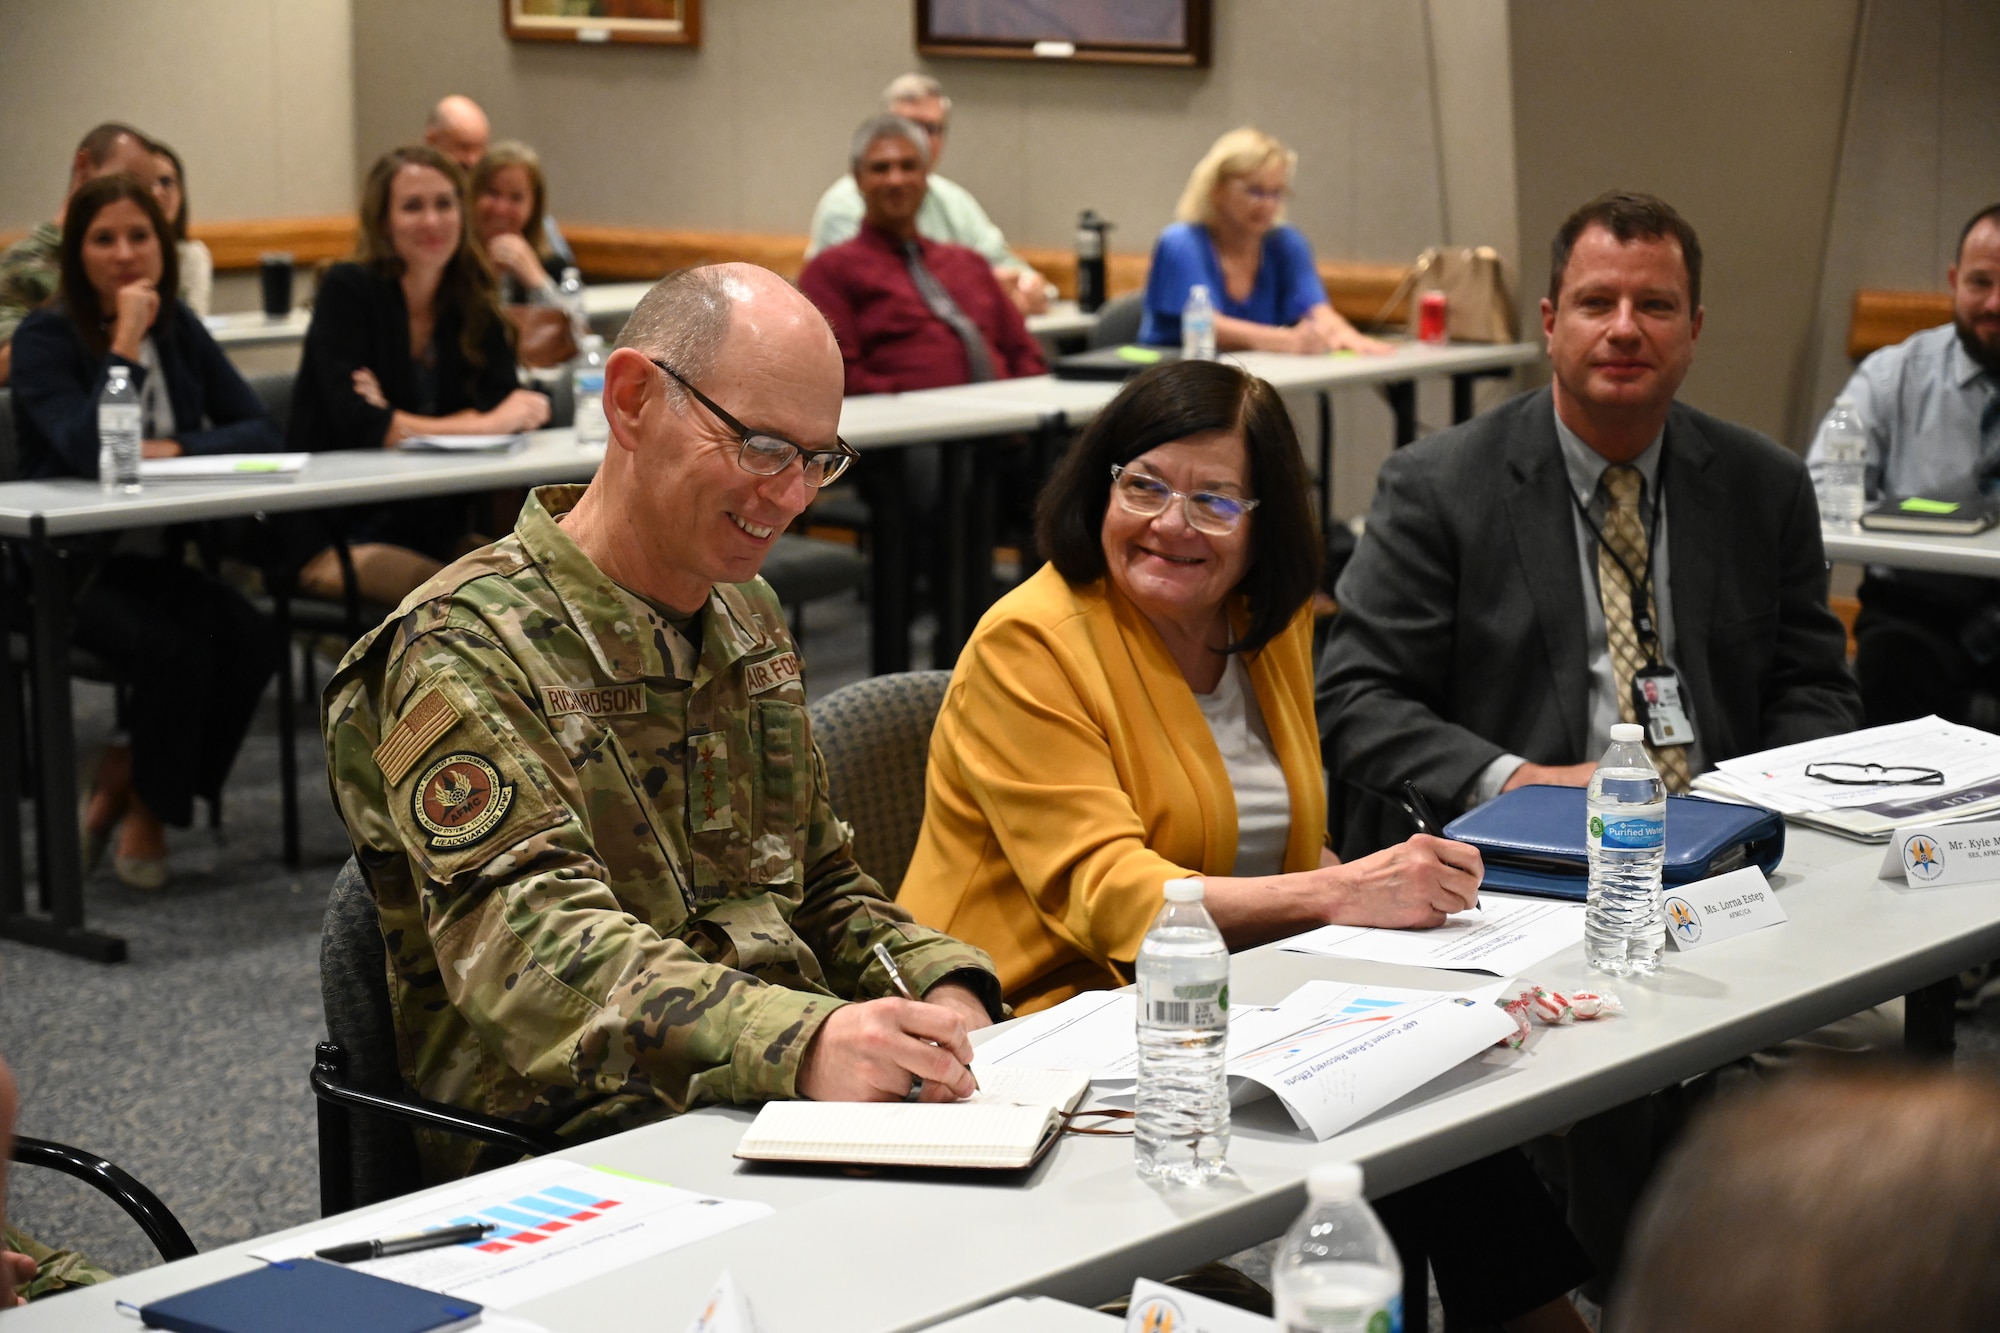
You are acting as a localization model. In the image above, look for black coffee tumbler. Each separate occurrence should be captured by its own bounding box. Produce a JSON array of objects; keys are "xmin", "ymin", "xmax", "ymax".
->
[{"xmin": 260, "ymin": 252, "xmax": 294, "ymax": 318}]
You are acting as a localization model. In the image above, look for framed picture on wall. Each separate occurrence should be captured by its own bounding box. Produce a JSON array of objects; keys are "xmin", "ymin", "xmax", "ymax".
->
[
  {"xmin": 916, "ymin": 0, "xmax": 1210, "ymax": 68},
  {"xmin": 503, "ymin": 0, "xmax": 699, "ymax": 47}
]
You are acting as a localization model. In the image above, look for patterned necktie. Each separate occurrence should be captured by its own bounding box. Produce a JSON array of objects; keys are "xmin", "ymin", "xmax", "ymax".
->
[
  {"xmin": 1597, "ymin": 465, "xmax": 1693, "ymax": 793},
  {"xmin": 901, "ymin": 239, "xmax": 996, "ymax": 383}
]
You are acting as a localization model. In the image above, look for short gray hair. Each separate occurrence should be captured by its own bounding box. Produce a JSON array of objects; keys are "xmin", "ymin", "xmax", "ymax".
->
[
  {"xmin": 848, "ymin": 114, "xmax": 931, "ymax": 173},
  {"xmin": 614, "ymin": 267, "xmax": 735, "ymax": 409},
  {"xmin": 882, "ymin": 72, "xmax": 949, "ymax": 118}
]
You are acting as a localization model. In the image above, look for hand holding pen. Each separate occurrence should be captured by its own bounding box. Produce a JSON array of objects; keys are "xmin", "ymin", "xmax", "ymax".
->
[{"xmin": 792, "ymin": 945, "xmax": 981, "ymax": 1104}]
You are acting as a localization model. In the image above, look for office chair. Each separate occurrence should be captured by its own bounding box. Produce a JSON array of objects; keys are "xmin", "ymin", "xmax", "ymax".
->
[
  {"xmin": 1086, "ymin": 291, "xmax": 1147, "ymax": 349},
  {"xmin": 312, "ymin": 858, "xmax": 560, "ymax": 1216},
  {"xmin": 808, "ymin": 670, "xmax": 953, "ymax": 899},
  {"xmin": 11, "ymin": 1137, "xmax": 197, "ymax": 1263}
]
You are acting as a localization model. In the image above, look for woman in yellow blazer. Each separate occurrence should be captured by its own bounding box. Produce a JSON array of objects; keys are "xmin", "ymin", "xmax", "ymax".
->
[
  {"xmin": 901, "ymin": 360, "xmax": 1483, "ymax": 1015},
  {"xmin": 901, "ymin": 360, "xmax": 1594, "ymax": 1333}
]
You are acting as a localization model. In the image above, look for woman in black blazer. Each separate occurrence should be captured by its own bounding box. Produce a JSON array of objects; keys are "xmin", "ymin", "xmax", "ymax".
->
[
  {"xmin": 9, "ymin": 175, "xmax": 280, "ymax": 889},
  {"xmin": 287, "ymin": 144, "xmax": 549, "ymax": 603}
]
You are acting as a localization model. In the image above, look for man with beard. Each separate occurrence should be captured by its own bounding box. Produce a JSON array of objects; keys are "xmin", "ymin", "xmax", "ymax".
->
[{"xmin": 1812, "ymin": 203, "xmax": 2000, "ymax": 726}]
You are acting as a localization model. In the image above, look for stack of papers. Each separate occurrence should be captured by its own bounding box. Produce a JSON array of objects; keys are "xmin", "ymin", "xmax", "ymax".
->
[
  {"xmin": 138, "ymin": 452, "xmax": 309, "ymax": 478},
  {"xmin": 975, "ymin": 980, "xmax": 1514, "ymax": 1141},
  {"xmin": 1278, "ymin": 894, "xmax": 1584, "ymax": 975},
  {"xmin": 401, "ymin": 433, "xmax": 527, "ymax": 452},
  {"xmin": 1693, "ymin": 716, "xmax": 2000, "ymax": 841}
]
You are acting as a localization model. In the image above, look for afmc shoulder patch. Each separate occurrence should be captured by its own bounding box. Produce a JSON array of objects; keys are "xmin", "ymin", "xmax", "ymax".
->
[{"xmin": 411, "ymin": 752, "xmax": 516, "ymax": 850}]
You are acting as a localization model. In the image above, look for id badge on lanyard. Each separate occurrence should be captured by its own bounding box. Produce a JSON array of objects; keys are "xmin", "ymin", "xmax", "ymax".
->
[{"xmin": 1633, "ymin": 663, "xmax": 1694, "ymax": 748}]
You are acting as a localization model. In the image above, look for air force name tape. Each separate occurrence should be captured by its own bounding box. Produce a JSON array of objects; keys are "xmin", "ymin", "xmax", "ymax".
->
[
  {"xmin": 743, "ymin": 652, "xmax": 801, "ymax": 696},
  {"xmin": 412, "ymin": 752, "xmax": 515, "ymax": 850},
  {"xmin": 541, "ymin": 683, "xmax": 647, "ymax": 717}
]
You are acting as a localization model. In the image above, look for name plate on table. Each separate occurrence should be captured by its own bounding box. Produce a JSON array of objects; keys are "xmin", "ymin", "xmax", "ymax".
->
[
  {"xmin": 1662, "ymin": 867, "xmax": 1787, "ymax": 951},
  {"xmin": 1127, "ymin": 1278, "xmax": 1276, "ymax": 1333},
  {"xmin": 1877, "ymin": 819, "xmax": 2000, "ymax": 889}
]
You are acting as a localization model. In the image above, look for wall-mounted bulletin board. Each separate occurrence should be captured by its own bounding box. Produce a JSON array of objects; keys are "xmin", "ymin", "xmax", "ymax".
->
[
  {"xmin": 503, "ymin": 0, "xmax": 699, "ymax": 47},
  {"xmin": 916, "ymin": 0, "xmax": 1210, "ymax": 67}
]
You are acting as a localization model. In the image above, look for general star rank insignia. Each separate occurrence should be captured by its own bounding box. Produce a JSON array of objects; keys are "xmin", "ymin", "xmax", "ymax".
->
[
  {"xmin": 690, "ymin": 732, "xmax": 733, "ymax": 832},
  {"xmin": 411, "ymin": 752, "xmax": 515, "ymax": 850}
]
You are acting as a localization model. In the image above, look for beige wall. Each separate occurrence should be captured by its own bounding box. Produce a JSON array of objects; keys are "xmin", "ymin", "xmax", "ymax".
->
[
  {"xmin": 1509, "ymin": 0, "xmax": 1864, "ymax": 445},
  {"xmin": 0, "ymin": 0, "xmax": 355, "ymax": 233},
  {"xmin": 1800, "ymin": 0, "xmax": 2000, "ymax": 447}
]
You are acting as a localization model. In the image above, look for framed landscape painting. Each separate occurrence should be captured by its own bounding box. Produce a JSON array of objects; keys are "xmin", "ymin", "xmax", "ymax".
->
[
  {"xmin": 917, "ymin": 0, "xmax": 1209, "ymax": 67},
  {"xmin": 503, "ymin": 0, "xmax": 699, "ymax": 47}
]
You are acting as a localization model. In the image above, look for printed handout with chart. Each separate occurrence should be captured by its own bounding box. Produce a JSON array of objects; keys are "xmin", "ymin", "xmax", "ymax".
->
[
  {"xmin": 275, "ymin": 1158, "xmax": 772, "ymax": 1310},
  {"xmin": 1278, "ymin": 894, "xmax": 1585, "ymax": 975},
  {"xmin": 975, "ymin": 979, "xmax": 1517, "ymax": 1141}
]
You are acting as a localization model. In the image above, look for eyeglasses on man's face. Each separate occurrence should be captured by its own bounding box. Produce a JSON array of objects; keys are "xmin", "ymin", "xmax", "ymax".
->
[
  {"xmin": 1109, "ymin": 464, "xmax": 1260, "ymax": 536},
  {"xmin": 648, "ymin": 359, "xmax": 857, "ymax": 488}
]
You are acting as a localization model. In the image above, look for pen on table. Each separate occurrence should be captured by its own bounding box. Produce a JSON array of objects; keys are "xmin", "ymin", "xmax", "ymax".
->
[
  {"xmin": 315, "ymin": 1222, "xmax": 493, "ymax": 1263},
  {"xmin": 1402, "ymin": 780, "xmax": 1480, "ymax": 909},
  {"xmin": 873, "ymin": 941, "xmax": 979, "ymax": 1091}
]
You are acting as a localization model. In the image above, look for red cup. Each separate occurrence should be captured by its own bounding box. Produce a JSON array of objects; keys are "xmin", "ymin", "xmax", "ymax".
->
[{"xmin": 1417, "ymin": 290, "xmax": 1448, "ymax": 344}]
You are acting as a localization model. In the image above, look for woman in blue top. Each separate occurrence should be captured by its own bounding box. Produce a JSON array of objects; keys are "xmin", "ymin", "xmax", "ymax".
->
[{"xmin": 1139, "ymin": 128, "xmax": 1389, "ymax": 355}]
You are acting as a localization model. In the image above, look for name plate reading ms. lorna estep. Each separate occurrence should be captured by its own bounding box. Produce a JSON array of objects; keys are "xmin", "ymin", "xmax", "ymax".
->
[
  {"xmin": 1877, "ymin": 819, "xmax": 2000, "ymax": 889},
  {"xmin": 1662, "ymin": 867, "xmax": 1787, "ymax": 951}
]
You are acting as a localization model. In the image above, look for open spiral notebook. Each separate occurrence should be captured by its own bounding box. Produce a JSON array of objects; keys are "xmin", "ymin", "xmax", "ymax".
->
[{"xmin": 734, "ymin": 1067, "xmax": 1092, "ymax": 1172}]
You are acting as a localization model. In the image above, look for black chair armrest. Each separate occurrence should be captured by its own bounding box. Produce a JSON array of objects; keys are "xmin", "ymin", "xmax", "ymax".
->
[
  {"xmin": 12, "ymin": 1137, "xmax": 198, "ymax": 1262},
  {"xmin": 309, "ymin": 1045, "xmax": 563, "ymax": 1160}
]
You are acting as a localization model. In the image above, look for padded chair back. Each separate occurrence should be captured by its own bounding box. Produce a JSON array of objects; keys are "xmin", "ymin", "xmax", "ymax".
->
[
  {"xmin": 808, "ymin": 670, "xmax": 952, "ymax": 898},
  {"xmin": 1088, "ymin": 291, "xmax": 1147, "ymax": 349},
  {"xmin": 0, "ymin": 387, "xmax": 16, "ymax": 481},
  {"xmin": 320, "ymin": 857, "xmax": 424, "ymax": 1207},
  {"xmin": 246, "ymin": 371, "xmax": 295, "ymax": 436}
]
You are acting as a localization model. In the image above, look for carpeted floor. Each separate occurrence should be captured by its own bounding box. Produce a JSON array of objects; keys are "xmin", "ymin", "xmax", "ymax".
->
[{"xmin": 6, "ymin": 589, "xmax": 2000, "ymax": 1319}]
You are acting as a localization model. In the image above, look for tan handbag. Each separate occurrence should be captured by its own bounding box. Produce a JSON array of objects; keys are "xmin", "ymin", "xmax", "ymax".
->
[
  {"xmin": 504, "ymin": 304, "xmax": 580, "ymax": 369},
  {"xmin": 1379, "ymin": 246, "xmax": 1518, "ymax": 343}
]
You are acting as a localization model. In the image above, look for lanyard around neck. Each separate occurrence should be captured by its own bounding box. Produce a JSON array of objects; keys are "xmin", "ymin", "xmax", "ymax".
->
[{"xmin": 1568, "ymin": 457, "xmax": 1667, "ymax": 661}]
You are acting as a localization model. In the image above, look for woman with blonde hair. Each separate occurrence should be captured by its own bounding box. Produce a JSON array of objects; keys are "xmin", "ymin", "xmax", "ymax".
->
[
  {"xmin": 471, "ymin": 140, "xmax": 576, "ymax": 304},
  {"xmin": 1138, "ymin": 127, "xmax": 1387, "ymax": 355}
]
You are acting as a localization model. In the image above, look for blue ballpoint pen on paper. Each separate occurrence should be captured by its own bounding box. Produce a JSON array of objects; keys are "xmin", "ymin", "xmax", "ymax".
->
[{"xmin": 315, "ymin": 1221, "xmax": 493, "ymax": 1263}]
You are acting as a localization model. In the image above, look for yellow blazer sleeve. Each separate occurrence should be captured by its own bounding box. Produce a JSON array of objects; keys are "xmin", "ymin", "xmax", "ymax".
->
[{"xmin": 937, "ymin": 607, "xmax": 1199, "ymax": 971}]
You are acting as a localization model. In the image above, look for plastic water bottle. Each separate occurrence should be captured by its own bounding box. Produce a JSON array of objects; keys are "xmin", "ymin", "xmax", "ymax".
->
[
  {"xmin": 556, "ymin": 265, "xmax": 588, "ymax": 338},
  {"xmin": 97, "ymin": 365, "xmax": 142, "ymax": 493},
  {"xmin": 1181, "ymin": 284, "xmax": 1216, "ymax": 362},
  {"xmin": 1814, "ymin": 396, "xmax": 1868, "ymax": 529},
  {"xmin": 1585, "ymin": 722, "xmax": 1666, "ymax": 976},
  {"xmin": 572, "ymin": 334, "xmax": 608, "ymax": 448},
  {"xmin": 1273, "ymin": 1162, "xmax": 1404, "ymax": 1333},
  {"xmin": 1135, "ymin": 876, "xmax": 1229, "ymax": 1185}
]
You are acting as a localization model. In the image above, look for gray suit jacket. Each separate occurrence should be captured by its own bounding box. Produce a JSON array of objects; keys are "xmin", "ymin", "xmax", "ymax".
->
[{"xmin": 1318, "ymin": 388, "xmax": 1860, "ymax": 830}]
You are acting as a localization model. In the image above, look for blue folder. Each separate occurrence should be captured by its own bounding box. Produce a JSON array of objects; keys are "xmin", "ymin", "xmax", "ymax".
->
[
  {"xmin": 138, "ymin": 1259, "xmax": 480, "ymax": 1333},
  {"xmin": 1441, "ymin": 784, "xmax": 1785, "ymax": 901}
]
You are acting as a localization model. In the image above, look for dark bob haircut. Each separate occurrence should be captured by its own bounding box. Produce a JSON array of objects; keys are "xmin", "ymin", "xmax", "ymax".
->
[
  {"xmin": 1034, "ymin": 359, "xmax": 1320, "ymax": 655},
  {"xmin": 59, "ymin": 173, "xmax": 180, "ymax": 360},
  {"xmin": 1549, "ymin": 190, "xmax": 1703, "ymax": 311}
]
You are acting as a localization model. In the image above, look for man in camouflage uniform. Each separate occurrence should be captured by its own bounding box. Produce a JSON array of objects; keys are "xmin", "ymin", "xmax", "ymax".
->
[
  {"xmin": 324, "ymin": 264, "xmax": 1000, "ymax": 1181},
  {"xmin": 0, "ymin": 1055, "xmax": 111, "ymax": 1306},
  {"xmin": 0, "ymin": 122, "xmax": 155, "ymax": 386}
]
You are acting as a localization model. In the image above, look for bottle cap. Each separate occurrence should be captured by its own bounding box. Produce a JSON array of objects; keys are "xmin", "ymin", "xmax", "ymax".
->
[
  {"xmin": 1610, "ymin": 722, "xmax": 1644, "ymax": 742},
  {"xmin": 1163, "ymin": 877, "xmax": 1205, "ymax": 902},
  {"xmin": 581, "ymin": 333, "xmax": 603, "ymax": 350},
  {"xmin": 1306, "ymin": 1162, "xmax": 1364, "ymax": 1202}
]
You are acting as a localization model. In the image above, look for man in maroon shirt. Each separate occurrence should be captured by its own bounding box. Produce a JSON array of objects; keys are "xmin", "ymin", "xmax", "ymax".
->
[{"xmin": 799, "ymin": 114, "xmax": 1046, "ymax": 395}]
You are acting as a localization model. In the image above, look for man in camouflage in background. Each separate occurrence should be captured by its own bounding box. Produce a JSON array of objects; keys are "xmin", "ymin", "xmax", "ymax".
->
[
  {"xmin": 0, "ymin": 122, "xmax": 156, "ymax": 386},
  {"xmin": 324, "ymin": 263, "xmax": 1000, "ymax": 1182}
]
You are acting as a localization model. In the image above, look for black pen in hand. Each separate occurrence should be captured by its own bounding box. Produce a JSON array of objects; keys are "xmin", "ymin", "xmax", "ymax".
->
[
  {"xmin": 315, "ymin": 1222, "xmax": 493, "ymax": 1264},
  {"xmin": 872, "ymin": 942, "xmax": 980, "ymax": 1093},
  {"xmin": 1402, "ymin": 779, "xmax": 1480, "ymax": 910}
]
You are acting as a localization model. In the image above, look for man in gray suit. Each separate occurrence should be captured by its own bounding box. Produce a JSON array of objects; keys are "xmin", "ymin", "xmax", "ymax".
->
[
  {"xmin": 1319, "ymin": 191, "xmax": 1867, "ymax": 1298},
  {"xmin": 1320, "ymin": 191, "xmax": 1859, "ymax": 837}
]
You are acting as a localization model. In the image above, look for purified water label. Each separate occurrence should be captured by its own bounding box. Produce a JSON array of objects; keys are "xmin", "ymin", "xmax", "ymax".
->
[
  {"xmin": 1589, "ymin": 811, "xmax": 1664, "ymax": 851},
  {"xmin": 1139, "ymin": 976, "xmax": 1226, "ymax": 1028}
]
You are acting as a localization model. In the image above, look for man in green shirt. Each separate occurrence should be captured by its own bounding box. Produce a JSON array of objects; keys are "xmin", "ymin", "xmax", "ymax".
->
[
  {"xmin": 0, "ymin": 122, "xmax": 156, "ymax": 386},
  {"xmin": 807, "ymin": 73, "xmax": 1051, "ymax": 314}
]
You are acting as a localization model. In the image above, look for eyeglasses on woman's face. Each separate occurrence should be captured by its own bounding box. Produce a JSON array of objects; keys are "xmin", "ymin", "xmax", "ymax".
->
[{"xmin": 1109, "ymin": 464, "xmax": 1259, "ymax": 536}]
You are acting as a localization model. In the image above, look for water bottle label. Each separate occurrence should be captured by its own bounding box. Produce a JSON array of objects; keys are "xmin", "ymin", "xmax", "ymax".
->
[
  {"xmin": 1590, "ymin": 813, "xmax": 1664, "ymax": 850},
  {"xmin": 1284, "ymin": 1294, "xmax": 1401, "ymax": 1333},
  {"xmin": 1139, "ymin": 976, "xmax": 1227, "ymax": 1027},
  {"xmin": 576, "ymin": 372, "xmax": 604, "ymax": 392}
]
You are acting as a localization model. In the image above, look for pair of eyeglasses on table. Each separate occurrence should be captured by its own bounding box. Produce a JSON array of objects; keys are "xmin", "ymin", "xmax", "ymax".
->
[
  {"xmin": 1804, "ymin": 762, "xmax": 1947, "ymax": 787},
  {"xmin": 648, "ymin": 358, "xmax": 858, "ymax": 487}
]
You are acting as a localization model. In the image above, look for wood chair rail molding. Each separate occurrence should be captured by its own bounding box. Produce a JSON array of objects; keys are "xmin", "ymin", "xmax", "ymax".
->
[
  {"xmin": 1850, "ymin": 289, "xmax": 1951, "ymax": 361},
  {"xmin": 0, "ymin": 216, "xmax": 1415, "ymax": 325}
]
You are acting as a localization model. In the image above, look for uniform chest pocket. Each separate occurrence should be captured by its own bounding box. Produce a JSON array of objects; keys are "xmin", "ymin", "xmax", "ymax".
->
[
  {"xmin": 685, "ymin": 700, "xmax": 814, "ymax": 897},
  {"xmin": 745, "ymin": 699, "xmax": 812, "ymax": 888},
  {"xmin": 575, "ymin": 726, "xmax": 693, "ymax": 933}
]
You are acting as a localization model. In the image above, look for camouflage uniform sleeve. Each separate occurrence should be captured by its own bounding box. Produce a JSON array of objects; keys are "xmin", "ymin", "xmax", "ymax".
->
[
  {"xmin": 0, "ymin": 239, "xmax": 58, "ymax": 350},
  {"xmin": 339, "ymin": 620, "xmax": 844, "ymax": 1111},
  {"xmin": 787, "ymin": 730, "xmax": 1002, "ymax": 1016}
]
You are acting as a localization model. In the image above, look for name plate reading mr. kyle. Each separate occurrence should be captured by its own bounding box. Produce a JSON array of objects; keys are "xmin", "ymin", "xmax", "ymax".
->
[
  {"xmin": 1662, "ymin": 866, "xmax": 1788, "ymax": 952},
  {"xmin": 1877, "ymin": 819, "xmax": 2000, "ymax": 890}
]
